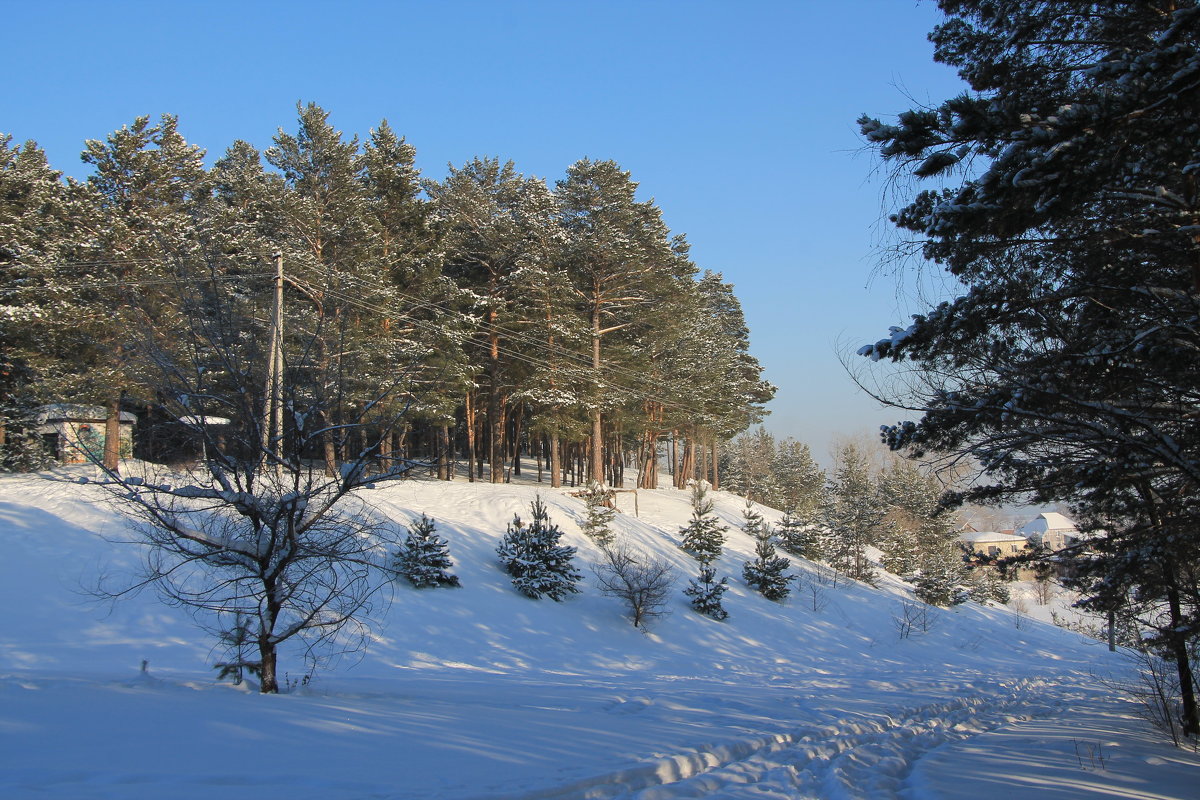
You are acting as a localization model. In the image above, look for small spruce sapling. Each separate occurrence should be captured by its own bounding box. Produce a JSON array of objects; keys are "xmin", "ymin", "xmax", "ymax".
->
[
  {"xmin": 684, "ymin": 563, "xmax": 729, "ymax": 620},
  {"xmin": 679, "ymin": 481, "xmax": 726, "ymax": 563},
  {"xmin": 496, "ymin": 496, "xmax": 582, "ymax": 600},
  {"xmin": 579, "ymin": 481, "xmax": 616, "ymax": 546},
  {"xmin": 212, "ymin": 612, "xmax": 261, "ymax": 685},
  {"xmin": 741, "ymin": 497, "xmax": 765, "ymax": 538},
  {"xmin": 395, "ymin": 514, "xmax": 461, "ymax": 588},
  {"xmin": 742, "ymin": 523, "xmax": 794, "ymax": 601}
]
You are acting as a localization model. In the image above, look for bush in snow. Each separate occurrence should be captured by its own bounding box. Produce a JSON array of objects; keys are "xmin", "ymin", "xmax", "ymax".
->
[
  {"xmin": 212, "ymin": 611, "xmax": 261, "ymax": 685},
  {"xmin": 912, "ymin": 541, "xmax": 970, "ymax": 607},
  {"xmin": 496, "ymin": 496, "xmax": 582, "ymax": 601},
  {"xmin": 741, "ymin": 497, "xmax": 765, "ymax": 538},
  {"xmin": 684, "ymin": 563, "xmax": 729, "ymax": 620},
  {"xmin": 742, "ymin": 524, "xmax": 794, "ymax": 601},
  {"xmin": 579, "ymin": 481, "xmax": 616, "ymax": 546},
  {"xmin": 964, "ymin": 565, "xmax": 1010, "ymax": 605},
  {"xmin": 679, "ymin": 480, "xmax": 726, "ymax": 563},
  {"xmin": 593, "ymin": 542, "xmax": 675, "ymax": 628},
  {"xmin": 776, "ymin": 508, "xmax": 820, "ymax": 560},
  {"xmin": 394, "ymin": 514, "xmax": 460, "ymax": 588}
]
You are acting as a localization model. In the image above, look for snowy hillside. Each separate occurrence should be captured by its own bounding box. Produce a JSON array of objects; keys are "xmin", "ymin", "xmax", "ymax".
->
[{"xmin": 1, "ymin": 468, "xmax": 1197, "ymax": 799}]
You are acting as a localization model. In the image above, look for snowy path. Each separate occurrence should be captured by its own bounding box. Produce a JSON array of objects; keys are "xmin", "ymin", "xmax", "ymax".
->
[{"xmin": 469, "ymin": 678, "xmax": 1068, "ymax": 800}]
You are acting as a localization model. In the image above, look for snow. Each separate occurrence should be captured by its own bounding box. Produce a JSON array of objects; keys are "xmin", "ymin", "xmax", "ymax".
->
[
  {"xmin": 1017, "ymin": 511, "xmax": 1080, "ymax": 535},
  {"xmin": 1, "ymin": 466, "xmax": 1197, "ymax": 799}
]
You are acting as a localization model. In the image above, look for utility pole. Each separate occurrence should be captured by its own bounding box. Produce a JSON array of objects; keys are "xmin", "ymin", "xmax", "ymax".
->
[{"xmin": 261, "ymin": 253, "xmax": 284, "ymax": 478}]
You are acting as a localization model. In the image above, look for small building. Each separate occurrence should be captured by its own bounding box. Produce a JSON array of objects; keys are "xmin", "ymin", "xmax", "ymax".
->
[
  {"xmin": 1017, "ymin": 512, "xmax": 1080, "ymax": 553},
  {"xmin": 959, "ymin": 530, "xmax": 1030, "ymax": 559},
  {"xmin": 35, "ymin": 404, "xmax": 135, "ymax": 464}
]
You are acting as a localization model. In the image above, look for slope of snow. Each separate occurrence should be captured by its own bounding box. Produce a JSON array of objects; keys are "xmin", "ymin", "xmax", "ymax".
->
[{"xmin": 1, "ymin": 468, "xmax": 1196, "ymax": 799}]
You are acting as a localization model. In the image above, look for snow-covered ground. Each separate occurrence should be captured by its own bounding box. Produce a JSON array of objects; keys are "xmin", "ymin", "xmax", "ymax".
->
[{"xmin": 1, "ymin": 466, "xmax": 1197, "ymax": 799}]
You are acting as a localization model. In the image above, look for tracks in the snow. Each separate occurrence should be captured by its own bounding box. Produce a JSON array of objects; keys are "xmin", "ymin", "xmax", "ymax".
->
[{"xmin": 481, "ymin": 678, "xmax": 1074, "ymax": 800}]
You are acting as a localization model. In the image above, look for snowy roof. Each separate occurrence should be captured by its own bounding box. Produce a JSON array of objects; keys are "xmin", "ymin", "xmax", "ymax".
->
[
  {"xmin": 178, "ymin": 415, "xmax": 233, "ymax": 427},
  {"xmin": 34, "ymin": 404, "xmax": 137, "ymax": 424},
  {"xmin": 1017, "ymin": 512, "xmax": 1078, "ymax": 535},
  {"xmin": 959, "ymin": 531, "xmax": 1027, "ymax": 544}
]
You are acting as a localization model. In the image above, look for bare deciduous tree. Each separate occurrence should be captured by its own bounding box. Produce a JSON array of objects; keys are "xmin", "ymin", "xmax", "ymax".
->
[
  {"xmin": 593, "ymin": 543, "xmax": 675, "ymax": 629},
  {"xmin": 92, "ymin": 262, "xmax": 420, "ymax": 693}
]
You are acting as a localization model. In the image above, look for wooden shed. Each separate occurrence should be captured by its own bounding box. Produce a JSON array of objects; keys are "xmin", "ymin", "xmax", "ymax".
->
[{"xmin": 34, "ymin": 404, "xmax": 136, "ymax": 464}]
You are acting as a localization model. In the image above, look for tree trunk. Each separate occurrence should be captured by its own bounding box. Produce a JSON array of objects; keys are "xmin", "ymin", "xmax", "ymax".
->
[
  {"xmin": 379, "ymin": 428, "xmax": 392, "ymax": 474},
  {"xmin": 438, "ymin": 424, "xmax": 452, "ymax": 480},
  {"xmin": 258, "ymin": 636, "xmax": 278, "ymax": 694},
  {"xmin": 510, "ymin": 405, "xmax": 523, "ymax": 478},
  {"xmin": 590, "ymin": 303, "xmax": 603, "ymax": 485},
  {"xmin": 1166, "ymin": 569, "xmax": 1200, "ymax": 735},
  {"xmin": 710, "ymin": 437, "xmax": 720, "ymax": 491},
  {"xmin": 550, "ymin": 432, "xmax": 562, "ymax": 488},
  {"xmin": 535, "ymin": 434, "xmax": 544, "ymax": 483},
  {"xmin": 465, "ymin": 392, "xmax": 477, "ymax": 483},
  {"xmin": 103, "ymin": 393, "xmax": 122, "ymax": 472}
]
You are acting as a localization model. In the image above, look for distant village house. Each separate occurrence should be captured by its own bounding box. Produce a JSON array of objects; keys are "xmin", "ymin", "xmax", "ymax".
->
[{"xmin": 34, "ymin": 404, "xmax": 135, "ymax": 464}]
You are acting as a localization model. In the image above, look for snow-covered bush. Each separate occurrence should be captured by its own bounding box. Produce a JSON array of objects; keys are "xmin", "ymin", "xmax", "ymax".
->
[
  {"xmin": 965, "ymin": 566, "xmax": 1010, "ymax": 605},
  {"xmin": 593, "ymin": 542, "xmax": 675, "ymax": 628},
  {"xmin": 394, "ymin": 514, "xmax": 460, "ymax": 588},
  {"xmin": 777, "ymin": 508, "xmax": 820, "ymax": 560},
  {"xmin": 680, "ymin": 481, "xmax": 726, "ymax": 563},
  {"xmin": 496, "ymin": 497, "xmax": 582, "ymax": 601},
  {"xmin": 579, "ymin": 481, "xmax": 615, "ymax": 546},
  {"xmin": 684, "ymin": 563, "xmax": 729, "ymax": 620},
  {"xmin": 742, "ymin": 524, "xmax": 793, "ymax": 601}
]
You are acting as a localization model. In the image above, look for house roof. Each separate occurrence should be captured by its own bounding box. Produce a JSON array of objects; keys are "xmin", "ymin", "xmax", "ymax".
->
[
  {"xmin": 1017, "ymin": 512, "xmax": 1079, "ymax": 535},
  {"xmin": 959, "ymin": 531, "xmax": 1028, "ymax": 545},
  {"xmin": 34, "ymin": 404, "xmax": 137, "ymax": 424}
]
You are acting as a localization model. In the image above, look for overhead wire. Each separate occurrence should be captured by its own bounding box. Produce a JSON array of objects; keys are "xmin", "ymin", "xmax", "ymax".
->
[{"xmin": 0, "ymin": 256, "xmax": 751, "ymax": 425}]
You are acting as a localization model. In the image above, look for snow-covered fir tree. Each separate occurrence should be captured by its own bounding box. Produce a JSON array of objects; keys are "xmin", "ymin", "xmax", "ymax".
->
[
  {"xmin": 684, "ymin": 563, "xmax": 729, "ymax": 620},
  {"xmin": 579, "ymin": 481, "xmax": 616, "ymax": 546},
  {"xmin": 776, "ymin": 509, "xmax": 821, "ymax": 560},
  {"xmin": 824, "ymin": 443, "xmax": 882, "ymax": 583},
  {"xmin": 965, "ymin": 566, "xmax": 1010, "ymax": 605},
  {"xmin": 772, "ymin": 438, "xmax": 826, "ymax": 517},
  {"xmin": 740, "ymin": 497, "xmax": 765, "ymax": 539},
  {"xmin": 496, "ymin": 496, "xmax": 582, "ymax": 601},
  {"xmin": 912, "ymin": 540, "xmax": 969, "ymax": 607},
  {"xmin": 394, "ymin": 514, "xmax": 461, "ymax": 588},
  {"xmin": 679, "ymin": 480, "xmax": 726, "ymax": 563},
  {"xmin": 742, "ymin": 523, "xmax": 793, "ymax": 601}
]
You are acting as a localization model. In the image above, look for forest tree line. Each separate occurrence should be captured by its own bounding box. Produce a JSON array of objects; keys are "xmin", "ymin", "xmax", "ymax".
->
[{"xmin": 0, "ymin": 104, "xmax": 774, "ymax": 485}]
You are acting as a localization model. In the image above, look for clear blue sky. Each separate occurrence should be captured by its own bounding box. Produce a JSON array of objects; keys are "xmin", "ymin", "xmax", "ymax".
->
[{"xmin": 3, "ymin": 0, "xmax": 966, "ymax": 462}]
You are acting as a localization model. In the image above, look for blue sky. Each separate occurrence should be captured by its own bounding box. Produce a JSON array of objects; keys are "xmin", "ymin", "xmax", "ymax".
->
[{"xmin": 3, "ymin": 0, "xmax": 966, "ymax": 461}]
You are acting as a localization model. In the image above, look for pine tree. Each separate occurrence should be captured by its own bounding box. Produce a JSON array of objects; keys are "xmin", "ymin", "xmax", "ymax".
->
[
  {"xmin": 742, "ymin": 523, "xmax": 793, "ymax": 601},
  {"xmin": 776, "ymin": 509, "xmax": 820, "ymax": 560},
  {"xmin": 679, "ymin": 480, "xmax": 726, "ymax": 563},
  {"xmin": 964, "ymin": 566, "xmax": 1010, "ymax": 606},
  {"xmin": 824, "ymin": 443, "xmax": 882, "ymax": 582},
  {"xmin": 740, "ymin": 497, "xmax": 765, "ymax": 539},
  {"xmin": 772, "ymin": 438, "xmax": 825, "ymax": 517},
  {"xmin": 557, "ymin": 158, "xmax": 691, "ymax": 484},
  {"xmin": 913, "ymin": 539, "xmax": 969, "ymax": 607},
  {"xmin": 0, "ymin": 136, "xmax": 72, "ymax": 468},
  {"xmin": 68, "ymin": 114, "xmax": 208, "ymax": 469},
  {"xmin": 496, "ymin": 496, "xmax": 582, "ymax": 600},
  {"xmin": 428, "ymin": 157, "xmax": 565, "ymax": 483},
  {"xmin": 858, "ymin": 0, "xmax": 1200, "ymax": 734},
  {"xmin": 684, "ymin": 563, "xmax": 729, "ymax": 620},
  {"xmin": 579, "ymin": 481, "xmax": 616, "ymax": 546},
  {"xmin": 395, "ymin": 514, "xmax": 460, "ymax": 588}
]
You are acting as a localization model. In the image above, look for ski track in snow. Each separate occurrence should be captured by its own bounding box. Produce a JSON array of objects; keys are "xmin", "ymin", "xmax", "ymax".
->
[{"xmin": 465, "ymin": 678, "xmax": 1073, "ymax": 800}]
